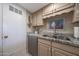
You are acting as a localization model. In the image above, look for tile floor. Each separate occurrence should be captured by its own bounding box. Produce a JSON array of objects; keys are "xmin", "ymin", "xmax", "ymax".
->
[{"xmin": 10, "ymin": 49, "xmax": 31, "ymax": 56}]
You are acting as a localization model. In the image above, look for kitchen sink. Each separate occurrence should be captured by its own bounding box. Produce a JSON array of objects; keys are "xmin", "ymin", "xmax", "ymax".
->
[
  {"xmin": 52, "ymin": 34, "xmax": 72, "ymax": 42},
  {"xmin": 42, "ymin": 33, "xmax": 72, "ymax": 42},
  {"xmin": 58, "ymin": 36, "xmax": 70, "ymax": 41}
]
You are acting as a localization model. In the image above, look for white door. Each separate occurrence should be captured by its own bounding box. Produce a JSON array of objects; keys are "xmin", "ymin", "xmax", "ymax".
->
[
  {"xmin": 2, "ymin": 4, "xmax": 26, "ymax": 56},
  {"xmin": 0, "ymin": 4, "xmax": 3, "ymax": 56}
]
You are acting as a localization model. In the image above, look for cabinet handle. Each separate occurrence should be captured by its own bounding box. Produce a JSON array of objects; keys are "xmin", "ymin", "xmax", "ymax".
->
[
  {"xmin": 2, "ymin": 36, "xmax": 8, "ymax": 39},
  {"xmin": 4, "ymin": 36, "xmax": 8, "ymax": 39}
]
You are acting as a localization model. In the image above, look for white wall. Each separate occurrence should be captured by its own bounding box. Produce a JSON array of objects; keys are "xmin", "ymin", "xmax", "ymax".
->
[
  {"xmin": 14, "ymin": 4, "xmax": 31, "ymax": 54},
  {"xmin": 0, "ymin": 4, "xmax": 3, "ymax": 56}
]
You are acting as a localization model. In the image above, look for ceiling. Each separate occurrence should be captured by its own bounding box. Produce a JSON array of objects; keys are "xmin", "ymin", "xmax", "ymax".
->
[{"xmin": 18, "ymin": 3, "xmax": 49, "ymax": 13}]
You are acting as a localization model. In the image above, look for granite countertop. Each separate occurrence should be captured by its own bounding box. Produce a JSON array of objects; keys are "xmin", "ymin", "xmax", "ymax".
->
[
  {"xmin": 28, "ymin": 33, "xmax": 53, "ymax": 41},
  {"xmin": 28, "ymin": 33, "xmax": 79, "ymax": 48}
]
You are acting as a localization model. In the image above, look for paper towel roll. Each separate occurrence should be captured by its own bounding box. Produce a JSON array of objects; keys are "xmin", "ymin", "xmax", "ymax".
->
[{"xmin": 74, "ymin": 27, "xmax": 79, "ymax": 38}]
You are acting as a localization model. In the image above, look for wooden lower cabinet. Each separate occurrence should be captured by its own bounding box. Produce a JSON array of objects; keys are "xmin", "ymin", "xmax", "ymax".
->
[
  {"xmin": 38, "ymin": 42, "xmax": 51, "ymax": 56},
  {"xmin": 38, "ymin": 39, "xmax": 77, "ymax": 56}
]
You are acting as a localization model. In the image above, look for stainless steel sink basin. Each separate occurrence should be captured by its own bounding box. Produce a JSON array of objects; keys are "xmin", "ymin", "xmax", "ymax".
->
[
  {"xmin": 42, "ymin": 33, "xmax": 72, "ymax": 42},
  {"xmin": 52, "ymin": 34, "xmax": 72, "ymax": 42}
]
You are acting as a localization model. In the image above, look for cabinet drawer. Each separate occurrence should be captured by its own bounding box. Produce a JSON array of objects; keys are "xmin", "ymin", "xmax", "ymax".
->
[{"xmin": 38, "ymin": 39, "xmax": 51, "ymax": 46}]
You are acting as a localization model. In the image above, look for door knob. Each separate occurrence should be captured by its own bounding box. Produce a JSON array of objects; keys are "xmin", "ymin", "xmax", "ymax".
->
[{"xmin": 4, "ymin": 36, "xmax": 8, "ymax": 39}]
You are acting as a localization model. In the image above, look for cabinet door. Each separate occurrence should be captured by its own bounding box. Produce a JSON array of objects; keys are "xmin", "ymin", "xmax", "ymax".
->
[
  {"xmin": 54, "ymin": 48, "xmax": 75, "ymax": 56},
  {"xmin": 53, "ymin": 3, "xmax": 67, "ymax": 12},
  {"xmin": 43, "ymin": 4, "xmax": 53, "ymax": 16},
  {"xmin": 38, "ymin": 42, "xmax": 51, "ymax": 56},
  {"xmin": 37, "ymin": 10, "xmax": 43, "ymax": 26},
  {"xmin": 53, "ymin": 3, "xmax": 73, "ymax": 12},
  {"xmin": 32, "ymin": 13, "xmax": 37, "ymax": 26},
  {"xmin": 73, "ymin": 4, "xmax": 79, "ymax": 22}
]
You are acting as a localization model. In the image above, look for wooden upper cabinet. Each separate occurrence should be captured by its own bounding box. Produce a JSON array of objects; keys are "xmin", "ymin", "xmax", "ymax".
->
[
  {"xmin": 53, "ymin": 3, "xmax": 73, "ymax": 12},
  {"xmin": 53, "ymin": 3, "xmax": 66, "ymax": 12},
  {"xmin": 42, "ymin": 3, "xmax": 74, "ymax": 19},
  {"xmin": 32, "ymin": 13, "xmax": 37, "ymax": 26},
  {"xmin": 36, "ymin": 10, "xmax": 43, "ymax": 26},
  {"xmin": 43, "ymin": 4, "xmax": 53, "ymax": 16},
  {"xmin": 31, "ymin": 3, "xmax": 74, "ymax": 26},
  {"xmin": 43, "ymin": 3, "xmax": 74, "ymax": 16},
  {"xmin": 73, "ymin": 4, "xmax": 79, "ymax": 23},
  {"xmin": 32, "ymin": 9, "xmax": 43, "ymax": 26}
]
